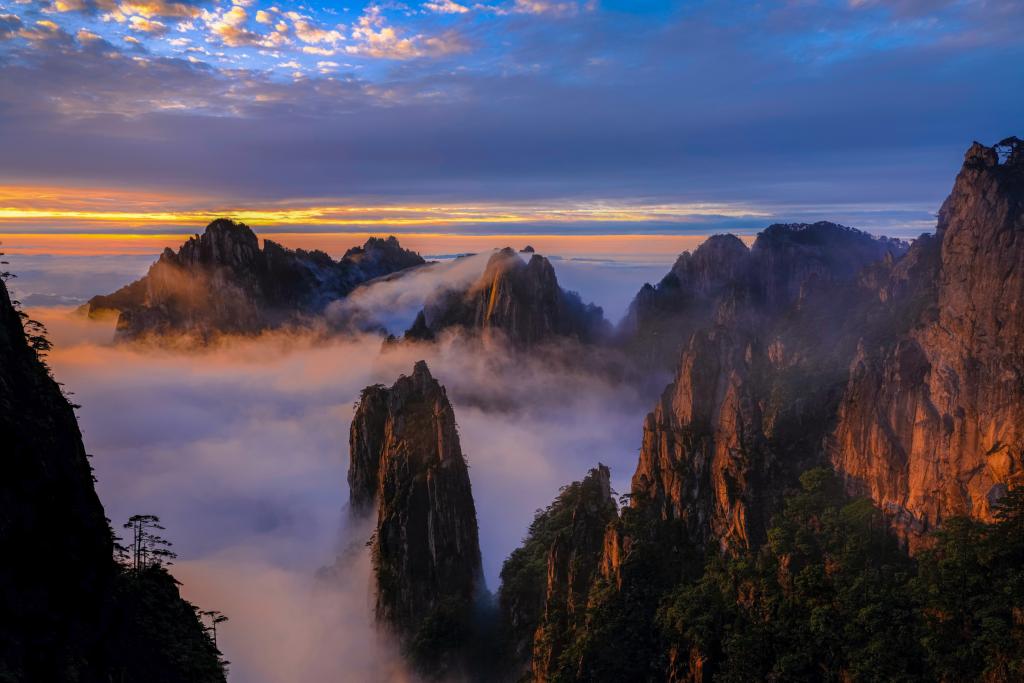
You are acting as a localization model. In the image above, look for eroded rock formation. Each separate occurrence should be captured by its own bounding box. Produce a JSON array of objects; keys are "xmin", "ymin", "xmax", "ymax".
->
[
  {"xmin": 832, "ymin": 138, "xmax": 1024, "ymax": 540},
  {"xmin": 494, "ymin": 137, "xmax": 1024, "ymax": 681},
  {"xmin": 87, "ymin": 219, "xmax": 423, "ymax": 340},
  {"xmin": 627, "ymin": 222, "xmax": 906, "ymax": 551},
  {"xmin": 498, "ymin": 465, "xmax": 617, "ymax": 682},
  {"xmin": 404, "ymin": 247, "xmax": 607, "ymax": 348},
  {"xmin": 348, "ymin": 361, "xmax": 484, "ymax": 671},
  {"xmin": 621, "ymin": 223, "xmax": 906, "ymax": 371}
]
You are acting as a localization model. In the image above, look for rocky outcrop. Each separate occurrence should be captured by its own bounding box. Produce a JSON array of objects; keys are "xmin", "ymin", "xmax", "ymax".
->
[
  {"xmin": 620, "ymin": 234, "xmax": 751, "ymax": 369},
  {"xmin": 404, "ymin": 247, "xmax": 607, "ymax": 348},
  {"xmin": 86, "ymin": 219, "xmax": 423, "ymax": 341},
  {"xmin": 621, "ymin": 224, "xmax": 906, "ymax": 370},
  {"xmin": 832, "ymin": 138, "xmax": 1024, "ymax": 542},
  {"xmin": 348, "ymin": 362, "xmax": 484, "ymax": 671},
  {"xmin": 625, "ymin": 222, "xmax": 905, "ymax": 551},
  {"xmin": 498, "ymin": 465, "xmax": 617, "ymax": 682},
  {"xmin": 493, "ymin": 137, "xmax": 1024, "ymax": 681},
  {"xmin": 0, "ymin": 277, "xmax": 224, "ymax": 682}
]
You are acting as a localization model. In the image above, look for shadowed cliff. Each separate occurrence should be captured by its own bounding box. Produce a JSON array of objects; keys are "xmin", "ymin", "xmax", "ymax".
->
[
  {"xmin": 0, "ymin": 276, "xmax": 226, "ymax": 682},
  {"xmin": 349, "ymin": 361, "xmax": 487, "ymax": 676}
]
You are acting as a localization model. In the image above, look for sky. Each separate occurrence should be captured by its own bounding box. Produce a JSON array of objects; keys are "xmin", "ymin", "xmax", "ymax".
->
[{"xmin": 0, "ymin": 0, "xmax": 1022, "ymax": 238}]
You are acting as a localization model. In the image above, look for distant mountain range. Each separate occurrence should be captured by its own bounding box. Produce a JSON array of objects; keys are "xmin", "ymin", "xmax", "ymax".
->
[{"xmin": 85, "ymin": 218, "xmax": 424, "ymax": 341}]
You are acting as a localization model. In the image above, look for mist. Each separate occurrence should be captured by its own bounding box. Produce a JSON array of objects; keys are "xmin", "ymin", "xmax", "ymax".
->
[{"xmin": 26, "ymin": 246, "xmax": 661, "ymax": 681}]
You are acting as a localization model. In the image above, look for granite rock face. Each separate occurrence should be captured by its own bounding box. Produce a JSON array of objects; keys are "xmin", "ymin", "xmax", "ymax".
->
[
  {"xmin": 405, "ymin": 247, "xmax": 607, "ymax": 348},
  {"xmin": 621, "ymin": 224, "xmax": 906, "ymax": 371},
  {"xmin": 348, "ymin": 362, "xmax": 484, "ymax": 671},
  {"xmin": 832, "ymin": 138, "xmax": 1024, "ymax": 541},
  {"xmin": 86, "ymin": 219, "xmax": 423, "ymax": 341},
  {"xmin": 0, "ymin": 278, "xmax": 224, "ymax": 682},
  {"xmin": 498, "ymin": 466, "xmax": 617, "ymax": 682},
  {"xmin": 626, "ymin": 222, "xmax": 906, "ymax": 551}
]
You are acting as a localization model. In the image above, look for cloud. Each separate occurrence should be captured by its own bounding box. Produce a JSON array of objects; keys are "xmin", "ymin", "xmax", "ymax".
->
[
  {"xmin": 0, "ymin": 0, "xmax": 1019, "ymax": 221},
  {"xmin": 346, "ymin": 5, "xmax": 467, "ymax": 59},
  {"xmin": 28, "ymin": 288, "xmax": 652, "ymax": 678},
  {"xmin": 0, "ymin": 13, "xmax": 22, "ymax": 39},
  {"xmin": 200, "ymin": 4, "xmax": 292, "ymax": 47},
  {"xmin": 118, "ymin": 0, "xmax": 203, "ymax": 18},
  {"xmin": 286, "ymin": 11, "xmax": 343, "ymax": 45},
  {"xmin": 424, "ymin": 0, "xmax": 470, "ymax": 14},
  {"xmin": 506, "ymin": 0, "xmax": 592, "ymax": 16},
  {"xmin": 17, "ymin": 18, "xmax": 72, "ymax": 43},
  {"xmin": 129, "ymin": 15, "xmax": 168, "ymax": 34},
  {"xmin": 326, "ymin": 253, "xmax": 490, "ymax": 334},
  {"xmin": 254, "ymin": 8, "xmax": 272, "ymax": 24},
  {"xmin": 300, "ymin": 45, "xmax": 334, "ymax": 55}
]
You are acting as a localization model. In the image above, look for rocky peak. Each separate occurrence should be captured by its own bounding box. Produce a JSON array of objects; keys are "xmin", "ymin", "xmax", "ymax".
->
[
  {"xmin": 85, "ymin": 220, "xmax": 424, "ymax": 341},
  {"xmin": 620, "ymin": 224, "xmax": 904, "ymax": 370},
  {"xmin": 750, "ymin": 221, "xmax": 906, "ymax": 309},
  {"xmin": 173, "ymin": 218, "xmax": 262, "ymax": 271},
  {"xmin": 669, "ymin": 233, "xmax": 751, "ymax": 294},
  {"xmin": 498, "ymin": 465, "xmax": 617, "ymax": 680},
  {"xmin": 832, "ymin": 138, "xmax": 1024, "ymax": 543},
  {"xmin": 347, "ymin": 362, "xmax": 484, "ymax": 671},
  {"xmin": 405, "ymin": 247, "xmax": 606, "ymax": 348}
]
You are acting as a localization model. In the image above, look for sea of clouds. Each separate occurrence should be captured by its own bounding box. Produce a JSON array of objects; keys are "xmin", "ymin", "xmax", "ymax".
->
[{"xmin": 23, "ymin": 246, "xmax": 671, "ymax": 682}]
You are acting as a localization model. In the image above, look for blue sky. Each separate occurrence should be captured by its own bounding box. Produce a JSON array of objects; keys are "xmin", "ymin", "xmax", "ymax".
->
[{"xmin": 0, "ymin": 0, "xmax": 1021, "ymax": 235}]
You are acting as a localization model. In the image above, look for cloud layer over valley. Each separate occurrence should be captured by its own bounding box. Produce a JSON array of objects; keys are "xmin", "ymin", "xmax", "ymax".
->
[{"xmin": 27, "ymin": 248, "xmax": 659, "ymax": 681}]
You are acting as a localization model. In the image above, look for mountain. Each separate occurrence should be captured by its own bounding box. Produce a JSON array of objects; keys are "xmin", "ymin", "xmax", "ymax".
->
[
  {"xmin": 627, "ymin": 221, "xmax": 909, "ymax": 552},
  {"xmin": 498, "ymin": 465, "xmax": 617, "ymax": 682},
  {"xmin": 404, "ymin": 247, "xmax": 607, "ymax": 348},
  {"xmin": 492, "ymin": 138, "xmax": 1024, "ymax": 681},
  {"xmin": 0, "ymin": 277, "xmax": 225, "ymax": 682},
  {"xmin": 348, "ymin": 361, "xmax": 485, "ymax": 674},
  {"xmin": 832, "ymin": 138, "xmax": 1024, "ymax": 542},
  {"xmin": 620, "ymin": 223, "xmax": 907, "ymax": 371},
  {"xmin": 86, "ymin": 218, "xmax": 424, "ymax": 341}
]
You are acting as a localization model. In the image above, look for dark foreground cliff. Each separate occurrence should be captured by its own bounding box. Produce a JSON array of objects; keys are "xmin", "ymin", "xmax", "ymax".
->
[
  {"xmin": 0, "ymin": 277, "xmax": 226, "ymax": 682},
  {"xmin": 86, "ymin": 218, "xmax": 423, "ymax": 341},
  {"xmin": 348, "ymin": 361, "xmax": 488, "ymax": 676}
]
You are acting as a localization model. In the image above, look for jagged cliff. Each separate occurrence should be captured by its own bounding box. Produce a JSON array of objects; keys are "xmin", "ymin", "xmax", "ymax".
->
[
  {"xmin": 832, "ymin": 138, "xmax": 1024, "ymax": 541},
  {"xmin": 628, "ymin": 222, "xmax": 906, "ymax": 551},
  {"xmin": 621, "ymin": 223, "xmax": 906, "ymax": 371},
  {"xmin": 404, "ymin": 247, "xmax": 607, "ymax": 348},
  {"xmin": 493, "ymin": 138, "xmax": 1024, "ymax": 681},
  {"xmin": 498, "ymin": 466, "xmax": 617, "ymax": 681},
  {"xmin": 86, "ymin": 219, "xmax": 423, "ymax": 341},
  {"xmin": 348, "ymin": 362, "xmax": 485, "ymax": 672},
  {"xmin": 0, "ymin": 278, "xmax": 224, "ymax": 682}
]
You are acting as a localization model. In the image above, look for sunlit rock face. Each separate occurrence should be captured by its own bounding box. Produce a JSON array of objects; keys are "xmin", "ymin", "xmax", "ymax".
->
[
  {"xmin": 832, "ymin": 138, "xmax": 1024, "ymax": 543},
  {"xmin": 404, "ymin": 247, "xmax": 607, "ymax": 348},
  {"xmin": 86, "ymin": 218, "xmax": 424, "ymax": 340},
  {"xmin": 626, "ymin": 222, "xmax": 907, "ymax": 551},
  {"xmin": 348, "ymin": 361, "xmax": 484, "ymax": 671}
]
